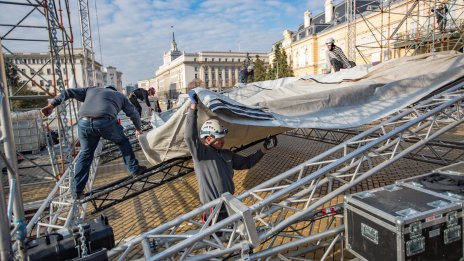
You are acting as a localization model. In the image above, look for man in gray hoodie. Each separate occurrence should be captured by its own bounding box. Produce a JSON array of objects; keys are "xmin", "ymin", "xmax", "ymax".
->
[
  {"xmin": 41, "ymin": 86, "xmax": 147, "ymax": 198},
  {"xmin": 184, "ymin": 90, "xmax": 277, "ymax": 222}
]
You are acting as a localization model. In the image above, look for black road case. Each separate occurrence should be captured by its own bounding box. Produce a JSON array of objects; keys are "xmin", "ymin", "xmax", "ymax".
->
[
  {"xmin": 397, "ymin": 162, "xmax": 464, "ymax": 201},
  {"xmin": 345, "ymin": 183, "xmax": 464, "ymax": 261}
]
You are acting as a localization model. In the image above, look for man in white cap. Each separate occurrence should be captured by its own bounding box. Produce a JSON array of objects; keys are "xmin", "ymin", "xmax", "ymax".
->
[{"xmin": 325, "ymin": 37, "xmax": 354, "ymax": 73}]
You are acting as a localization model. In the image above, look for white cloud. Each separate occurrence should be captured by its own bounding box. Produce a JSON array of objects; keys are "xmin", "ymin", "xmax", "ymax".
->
[{"xmin": 1, "ymin": 0, "xmax": 330, "ymax": 85}]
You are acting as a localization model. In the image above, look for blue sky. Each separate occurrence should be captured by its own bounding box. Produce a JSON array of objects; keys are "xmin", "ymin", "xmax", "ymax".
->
[{"xmin": 1, "ymin": 0, "xmax": 335, "ymax": 86}]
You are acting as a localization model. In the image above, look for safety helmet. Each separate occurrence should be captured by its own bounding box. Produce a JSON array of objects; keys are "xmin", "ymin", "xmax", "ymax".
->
[
  {"xmin": 148, "ymin": 87, "xmax": 156, "ymax": 95},
  {"xmin": 325, "ymin": 37, "xmax": 335, "ymax": 45},
  {"xmin": 200, "ymin": 119, "xmax": 229, "ymax": 139}
]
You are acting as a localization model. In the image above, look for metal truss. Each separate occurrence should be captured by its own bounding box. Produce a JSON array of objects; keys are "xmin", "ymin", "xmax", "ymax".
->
[
  {"xmin": 25, "ymin": 142, "xmax": 103, "ymax": 238},
  {"xmin": 353, "ymin": 0, "xmax": 464, "ymax": 64},
  {"xmin": 83, "ymin": 156, "xmax": 193, "ymax": 213},
  {"xmin": 108, "ymin": 82, "xmax": 464, "ymax": 260},
  {"xmin": 286, "ymin": 128, "xmax": 464, "ymax": 166},
  {"xmin": 77, "ymin": 0, "xmax": 96, "ymax": 86}
]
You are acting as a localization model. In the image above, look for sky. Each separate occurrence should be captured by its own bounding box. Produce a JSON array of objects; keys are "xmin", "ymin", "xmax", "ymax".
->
[{"xmin": 1, "ymin": 0, "xmax": 334, "ymax": 86}]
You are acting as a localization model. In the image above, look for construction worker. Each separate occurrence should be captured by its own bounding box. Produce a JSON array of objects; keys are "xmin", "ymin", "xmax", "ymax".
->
[
  {"xmin": 432, "ymin": 3, "xmax": 448, "ymax": 33},
  {"xmin": 184, "ymin": 90, "xmax": 277, "ymax": 222},
  {"xmin": 129, "ymin": 87, "xmax": 156, "ymax": 117},
  {"xmin": 41, "ymin": 86, "xmax": 147, "ymax": 198},
  {"xmin": 325, "ymin": 37, "xmax": 355, "ymax": 73}
]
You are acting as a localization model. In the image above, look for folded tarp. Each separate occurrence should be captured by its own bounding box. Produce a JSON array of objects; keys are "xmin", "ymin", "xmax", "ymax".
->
[{"xmin": 140, "ymin": 51, "xmax": 464, "ymax": 165}]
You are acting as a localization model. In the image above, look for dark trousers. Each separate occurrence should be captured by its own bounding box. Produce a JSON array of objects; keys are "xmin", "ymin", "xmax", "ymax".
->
[
  {"xmin": 202, "ymin": 205, "xmax": 228, "ymax": 225},
  {"xmin": 129, "ymin": 95, "xmax": 142, "ymax": 117},
  {"xmin": 75, "ymin": 118, "xmax": 139, "ymax": 193},
  {"xmin": 330, "ymin": 58, "xmax": 344, "ymax": 72}
]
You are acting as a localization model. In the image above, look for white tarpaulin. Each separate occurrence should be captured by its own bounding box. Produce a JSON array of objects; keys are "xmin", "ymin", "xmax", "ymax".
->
[{"xmin": 140, "ymin": 51, "xmax": 464, "ymax": 165}]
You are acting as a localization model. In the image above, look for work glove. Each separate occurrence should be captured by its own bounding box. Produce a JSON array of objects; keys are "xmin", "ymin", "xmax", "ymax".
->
[
  {"xmin": 263, "ymin": 135, "xmax": 278, "ymax": 150},
  {"xmin": 188, "ymin": 90, "xmax": 198, "ymax": 104},
  {"xmin": 41, "ymin": 104, "xmax": 55, "ymax": 117}
]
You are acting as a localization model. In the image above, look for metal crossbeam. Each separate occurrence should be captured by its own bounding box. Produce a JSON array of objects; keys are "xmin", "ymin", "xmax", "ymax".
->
[
  {"xmin": 108, "ymin": 82, "xmax": 464, "ymax": 260},
  {"xmin": 84, "ymin": 156, "xmax": 193, "ymax": 213},
  {"xmin": 287, "ymin": 128, "xmax": 464, "ymax": 166},
  {"xmin": 25, "ymin": 142, "xmax": 103, "ymax": 237}
]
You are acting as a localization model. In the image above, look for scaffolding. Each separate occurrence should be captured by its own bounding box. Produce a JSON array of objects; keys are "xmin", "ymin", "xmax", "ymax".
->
[{"xmin": 347, "ymin": 0, "xmax": 464, "ymax": 64}]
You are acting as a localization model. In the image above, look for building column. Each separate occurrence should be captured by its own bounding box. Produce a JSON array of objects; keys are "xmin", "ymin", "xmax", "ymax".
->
[
  {"xmin": 235, "ymin": 67, "xmax": 239, "ymax": 83},
  {"xmin": 199, "ymin": 65, "xmax": 204, "ymax": 83},
  {"xmin": 228, "ymin": 67, "xmax": 232, "ymax": 86},
  {"xmin": 215, "ymin": 67, "xmax": 219, "ymax": 89},
  {"xmin": 208, "ymin": 66, "xmax": 212, "ymax": 88},
  {"xmin": 221, "ymin": 67, "xmax": 226, "ymax": 87}
]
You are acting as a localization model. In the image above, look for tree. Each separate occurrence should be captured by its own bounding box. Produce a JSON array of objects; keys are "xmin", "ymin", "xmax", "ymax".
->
[
  {"xmin": 253, "ymin": 55, "xmax": 266, "ymax": 82},
  {"xmin": 265, "ymin": 43, "xmax": 294, "ymax": 80},
  {"xmin": 4, "ymin": 58, "xmax": 47, "ymax": 110}
]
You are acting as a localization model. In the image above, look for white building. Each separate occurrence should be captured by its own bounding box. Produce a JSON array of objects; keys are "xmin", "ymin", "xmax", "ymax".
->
[
  {"xmin": 103, "ymin": 66, "xmax": 123, "ymax": 92},
  {"xmin": 4, "ymin": 48, "xmax": 104, "ymax": 94},
  {"xmin": 139, "ymin": 34, "xmax": 268, "ymax": 100}
]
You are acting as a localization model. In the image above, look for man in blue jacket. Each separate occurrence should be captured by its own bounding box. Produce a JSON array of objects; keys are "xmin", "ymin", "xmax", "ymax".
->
[{"xmin": 41, "ymin": 86, "xmax": 147, "ymax": 198}]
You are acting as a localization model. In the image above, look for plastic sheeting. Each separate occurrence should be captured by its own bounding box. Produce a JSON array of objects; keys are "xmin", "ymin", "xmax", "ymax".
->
[{"xmin": 140, "ymin": 51, "xmax": 464, "ymax": 165}]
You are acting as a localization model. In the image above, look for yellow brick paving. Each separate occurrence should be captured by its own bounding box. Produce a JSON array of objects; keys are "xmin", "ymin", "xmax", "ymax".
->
[{"xmin": 85, "ymin": 134, "xmax": 446, "ymax": 260}]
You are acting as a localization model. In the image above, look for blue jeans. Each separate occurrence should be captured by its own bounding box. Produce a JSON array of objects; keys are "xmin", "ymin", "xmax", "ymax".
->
[{"xmin": 75, "ymin": 118, "xmax": 139, "ymax": 193}]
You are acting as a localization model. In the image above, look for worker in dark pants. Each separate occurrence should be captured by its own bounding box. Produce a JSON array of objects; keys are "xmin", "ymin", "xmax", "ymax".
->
[
  {"xmin": 325, "ymin": 37, "xmax": 355, "ymax": 73},
  {"xmin": 129, "ymin": 87, "xmax": 156, "ymax": 117},
  {"xmin": 184, "ymin": 90, "xmax": 277, "ymax": 224},
  {"xmin": 41, "ymin": 86, "xmax": 147, "ymax": 199}
]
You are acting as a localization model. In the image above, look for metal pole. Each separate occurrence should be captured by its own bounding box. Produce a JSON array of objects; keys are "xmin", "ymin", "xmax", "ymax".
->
[{"xmin": 0, "ymin": 39, "xmax": 28, "ymax": 260}]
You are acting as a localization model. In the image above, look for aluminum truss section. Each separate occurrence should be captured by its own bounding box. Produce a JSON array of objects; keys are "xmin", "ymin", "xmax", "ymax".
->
[
  {"xmin": 25, "ymin": 142, "xmax": 103, "ymax": 238},
  {"xmin": 83, "ymin": 156, "xmax": 193, "ymax": 213},
  {"xmin": 77, "ymin": 0, "xmax": 96, "ymax": 86},
  {"xmin": 287, "ymin": 127, "xmax": 464, "ymax": 165},
  {"xmin": 108, "ymin": 83, "xmax": 464, "ymax": 260}
]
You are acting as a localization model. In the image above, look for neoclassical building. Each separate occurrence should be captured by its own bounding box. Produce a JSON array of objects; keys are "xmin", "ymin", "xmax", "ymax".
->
[
  {"xmin": 271, "ymin": 0, "xmax": 464, "ymax": 76},
  {"xmin": 4, "ymin": 48, "xmax": 124, "ymax": 94},
  {"xmin": 139, "ymin": 35, "xmax": 268, "ymax": 100}
]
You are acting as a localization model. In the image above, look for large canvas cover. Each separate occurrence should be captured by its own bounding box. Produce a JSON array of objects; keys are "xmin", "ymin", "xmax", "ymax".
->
[{"xmin": 140, "ymin": 51, "xmax": 464, "ymax": 165}]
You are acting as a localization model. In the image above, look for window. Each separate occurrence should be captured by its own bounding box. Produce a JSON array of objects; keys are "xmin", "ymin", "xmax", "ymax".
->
[
  {"xmin": 232, "ymin": 58, "xmax": 234, "ymax": 62},
  {"xmin": 21, "ymin": 69, "xmax": 26, "ymax": 74},
  {"xmin": 225, "ymin": 58, "xmax": 227, "ymax": 62},
  {"xmin": 195, "ymin": 73, "xmax": 198, "ymax": 79},
  {"xmin": 194, "ymin": 67, "xmax": 198, "ymax": 72},
  {"xmin": 48, "ymin": 80, "xmax": 52, "ymax": 86},
  {"xmin": 212, "ymin": 58, "xmax": 215, "ymax": 62},
  {"xmin": 238, "ymin": 59, "xmax": 240, "ymax": 62},
  {"xmin": 194, "ymin": 58, "xmax": 197, "ymax": 62},
  {"xmin": 47, "ymin": 68, "xmax": 51, "ymax": 75},
  {"xmin": 40, "ymin": 80, "xmax": 44, "ymax": 86},
  {"xmin": 204, "ymin": 58, "xmax": 208, "ymax": 62},
  {"xmin": 218, "ymin": 58, "xmax": 221, "ymax": 62},
  {"xmin": 30, "ymin": 69, "xmax": 35, "ymax": 75}
]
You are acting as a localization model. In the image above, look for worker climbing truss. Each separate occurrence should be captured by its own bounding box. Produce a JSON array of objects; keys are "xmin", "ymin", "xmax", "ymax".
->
[{"xmin": 108, "ymin": 81, "xmax": 464, "ymax": 260}]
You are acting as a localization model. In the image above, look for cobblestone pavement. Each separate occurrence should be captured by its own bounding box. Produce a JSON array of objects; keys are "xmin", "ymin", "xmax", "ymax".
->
[{"xmin": 85, "ymin": 134, "xmax": 450, "ymax": 260}]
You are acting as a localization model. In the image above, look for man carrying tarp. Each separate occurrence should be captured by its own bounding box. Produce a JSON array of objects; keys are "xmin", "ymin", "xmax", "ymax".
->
[
  {"xmin": 129, "ymin": 87, "xmax": 156, "ymax": 117},
  {"xmin": 325, "ymin": 37, "xmax": 355, "ymax": 73},
  {"xmin": 41, "ymin": 86, "xmax": 147, "ymax": 199},
  {"xmin": 184, "ymin": 90, "xmax": 277, "ymax": 223}
]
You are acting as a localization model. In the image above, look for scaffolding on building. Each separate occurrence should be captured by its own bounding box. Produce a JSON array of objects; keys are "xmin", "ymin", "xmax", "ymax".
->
[{"xmin": 347, "ymin": 0, "xmax": 464, "ymax": 64}]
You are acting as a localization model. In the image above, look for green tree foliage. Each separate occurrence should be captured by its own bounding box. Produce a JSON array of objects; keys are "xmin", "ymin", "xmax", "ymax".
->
[
  {"xmin": 253, "ymin": 55, "xmax": 266, "ymax": 82},
  {"xmin": 4, "ymin": 59, "xmax": 48, "ymax": 110},
  {"xmin": 265, "ymin": 43, "xmax": 294, "ymax": 80}
]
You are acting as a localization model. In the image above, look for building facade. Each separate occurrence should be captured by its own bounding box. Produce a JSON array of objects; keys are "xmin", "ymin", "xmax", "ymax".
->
[
  {"xmin": 4, "ymin": 48, "xmax": 104, "ymax": 94},
  {"xmin": 103, "ymin": 66, "xmax": 123, "ymax": 92},
  {"xmin": 4, "ymin": 48, "xmax": 124, "ymax": 95},
  {"xmin": 139, "ymin": 35, "xmax": 268, "ymax": 100},
  {"xmin": 271, "ymin": 0, "xmax": 464, "ymax": 76}
]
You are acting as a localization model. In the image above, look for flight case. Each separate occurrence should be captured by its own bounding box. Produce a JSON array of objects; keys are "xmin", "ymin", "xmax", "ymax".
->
[
  {"xmin": 345, "ymin": 183, "xmax": 464, "ymax": 261},
  {"xmin": 397, "ymin": 162, "xmax": 464, "ymax": 201}
]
